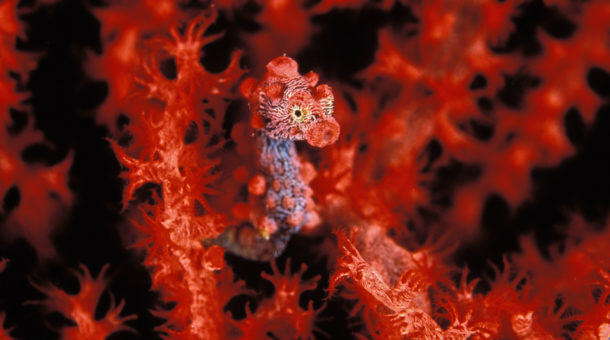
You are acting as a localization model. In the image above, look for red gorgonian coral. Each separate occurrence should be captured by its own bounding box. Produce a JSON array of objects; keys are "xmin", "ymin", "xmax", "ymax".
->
[{"xmin": 0, "ymin": 0, "xmax": 609, "ymax": 339}]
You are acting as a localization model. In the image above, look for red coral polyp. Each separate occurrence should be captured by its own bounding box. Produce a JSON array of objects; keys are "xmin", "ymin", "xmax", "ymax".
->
[
  {"xmin": 30, "ymin": 264, "xmax": 135, "ymax": 340},
  {"xmin": 232, "ymin": 259, "xmax": 320, "ymax": 340}
]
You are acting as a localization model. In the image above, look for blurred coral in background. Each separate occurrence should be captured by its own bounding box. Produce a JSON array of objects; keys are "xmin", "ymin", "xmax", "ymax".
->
[{"xmin": 0, "ymin": 0, "xmax": 609, "ymax": 339}]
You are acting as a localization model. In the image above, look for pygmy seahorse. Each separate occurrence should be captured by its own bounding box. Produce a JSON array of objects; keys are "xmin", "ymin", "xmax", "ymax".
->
[{"xmin": 214, "ymin": 56, "xmax": 340, "ymax": 261}]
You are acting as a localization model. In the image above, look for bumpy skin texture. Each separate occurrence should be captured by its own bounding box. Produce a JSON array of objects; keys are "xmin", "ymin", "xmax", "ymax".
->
[
  {"xmin": 216, "ymin": 57, "xmax": 340, "ymax": 260},
  {"xmin": 242, "ymin": 56, "xmax": 339, "ymax": 147}
]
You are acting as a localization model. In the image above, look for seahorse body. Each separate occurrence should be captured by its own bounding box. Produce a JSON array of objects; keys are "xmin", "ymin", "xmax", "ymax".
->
[{"xmin": 214, "ymin": 56, "xmax": 339, "ymax": 260}]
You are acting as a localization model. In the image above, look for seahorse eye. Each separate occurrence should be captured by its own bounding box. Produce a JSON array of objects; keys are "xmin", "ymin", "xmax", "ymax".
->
[{"xmin": 290, "ymin": 105, "xmax": 309, "ymax": 122}]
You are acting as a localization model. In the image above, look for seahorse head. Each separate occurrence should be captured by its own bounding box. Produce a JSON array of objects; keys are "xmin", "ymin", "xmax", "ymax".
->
[{"xmin": 240, "ymin": 56, "xmax": 340, "ymax": 148}]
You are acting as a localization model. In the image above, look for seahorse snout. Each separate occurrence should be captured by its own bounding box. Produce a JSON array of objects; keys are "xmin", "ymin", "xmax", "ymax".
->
[{"xmin": 305, "ymin": 118, "xmax": 340, "ymax": 148}]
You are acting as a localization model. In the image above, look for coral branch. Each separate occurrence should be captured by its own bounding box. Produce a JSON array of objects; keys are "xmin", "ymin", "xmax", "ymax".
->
[{"xmin": 100, "ymin": 7, "xmax": 245, "ymax": 338}]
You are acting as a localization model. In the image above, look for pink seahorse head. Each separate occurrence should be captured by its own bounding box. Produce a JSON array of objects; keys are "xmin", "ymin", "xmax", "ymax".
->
[{"xmin": 240, "ymin": 56, "xmax": 340, "ymax": 148}]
